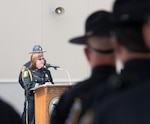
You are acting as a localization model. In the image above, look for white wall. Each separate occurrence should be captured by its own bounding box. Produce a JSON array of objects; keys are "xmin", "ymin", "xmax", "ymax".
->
[{"xmin": 0, "ymin": 0, "xmax": 115, "ymax": 114}]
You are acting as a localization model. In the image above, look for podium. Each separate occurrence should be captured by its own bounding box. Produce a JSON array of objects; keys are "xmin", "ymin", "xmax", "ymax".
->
[{"xmin": 33, "ymin": 84, "xmax": 72, "ymax": 124}]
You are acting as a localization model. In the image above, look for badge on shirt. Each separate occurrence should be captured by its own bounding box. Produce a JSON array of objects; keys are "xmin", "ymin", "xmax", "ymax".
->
[{"xmin": 45, "ymin": 73, "xmax": 48, "ymax": 78}]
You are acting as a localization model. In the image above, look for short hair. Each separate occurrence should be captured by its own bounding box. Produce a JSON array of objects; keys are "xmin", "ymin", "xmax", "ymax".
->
[
  {"xmin": 30, "ymin": 52, "xmax": 44, "ymax": 69},
  {"xmin": 114, "ymin": 24, "xmax": 150, "ymax": 53}
]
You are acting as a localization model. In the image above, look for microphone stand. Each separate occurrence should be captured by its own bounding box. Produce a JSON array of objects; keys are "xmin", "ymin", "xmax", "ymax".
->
[{"xmin": 55, "ymin": 68, "xmax": 72, "ymax": 85}]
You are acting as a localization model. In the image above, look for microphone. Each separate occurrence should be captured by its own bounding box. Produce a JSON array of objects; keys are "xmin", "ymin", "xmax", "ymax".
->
[{"xmin": 44, "ymin": 63, "xmax": 60, "ymax": 70}]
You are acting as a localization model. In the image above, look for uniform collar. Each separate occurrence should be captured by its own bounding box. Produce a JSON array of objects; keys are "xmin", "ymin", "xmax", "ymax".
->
[{"xmin": 91, "ymin": 65, "xmax": 116, "ymax": 77}]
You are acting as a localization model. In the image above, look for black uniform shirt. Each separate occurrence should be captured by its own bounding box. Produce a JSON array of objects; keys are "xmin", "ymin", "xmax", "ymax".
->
[
  {"xmin": 19, "ymin": 61, "xmax": 53, "ymax": 89},
  {"xmin": 93, "ymin": 59, "xmax": 150, "ymax": 124}
]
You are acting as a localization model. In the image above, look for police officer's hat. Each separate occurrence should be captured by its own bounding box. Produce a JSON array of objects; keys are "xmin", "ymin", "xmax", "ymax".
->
[
  {"xmin": 113, "ymin": 0, "xmax": 150, "ymax": 26},
  {"xmin": 112, "ymin": 0, "xmax": 150, "ymax": 53},
  {"xmin": 29, "ymin": 45, "xmax": 46, "ymax": 54}
]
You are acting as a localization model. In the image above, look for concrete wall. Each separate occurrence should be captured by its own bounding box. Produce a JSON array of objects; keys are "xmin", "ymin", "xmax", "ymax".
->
[{"xmin": 0, "ymin": 0, "xmax": 115, "ymax": 115}]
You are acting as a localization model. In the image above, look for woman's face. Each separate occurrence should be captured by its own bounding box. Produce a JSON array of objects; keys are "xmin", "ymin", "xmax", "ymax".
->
[{"xmin": 36, "ymin": 57, "xmax": 45, "ymax": 69}]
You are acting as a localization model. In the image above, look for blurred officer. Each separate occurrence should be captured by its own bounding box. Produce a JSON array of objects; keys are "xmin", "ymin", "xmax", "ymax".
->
[
  {"xmin": 0, "ymin": 98, "xmax": 23, "ymax": 124},
  {"xmin": 91, "ymin": 0, "xmax": 150, "ymax": 124},
  {"xmin": 18, "ymin": 45, "xmax": 53, "ymax": 88},
  {"xmin": 50, "ymin": 10, "xmax": 116, "ymax": 124}
]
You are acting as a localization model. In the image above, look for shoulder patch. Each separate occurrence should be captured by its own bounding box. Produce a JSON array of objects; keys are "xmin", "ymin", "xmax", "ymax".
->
[
  {"xmin": 65, "ymin": 97, "xmax": 82, "ymax": 123},
  {"xmin": 79, "ymin": 109, "xmax": 94, "ymax": 124},
  {"xmin": 22, "ymin": 68, "xmax": 33, "ymax": 82},
  {"xmin": 22, "ymin": 70, "xmax": 29, "ymax": 78}
]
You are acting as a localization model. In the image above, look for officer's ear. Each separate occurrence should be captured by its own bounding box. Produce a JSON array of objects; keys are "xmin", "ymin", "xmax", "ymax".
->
[{"xmin": 84, "ymin": 47, "xmax": 90, "ymax": 62}]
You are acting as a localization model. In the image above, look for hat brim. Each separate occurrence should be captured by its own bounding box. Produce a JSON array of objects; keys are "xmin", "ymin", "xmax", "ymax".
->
[
  {"xmin": 29, "ymin": 51, "xmax": 46, "ymax": 54},
  {"xmin": 69, "ymin": 36, "xmax": 87, "ymax": 44},
  {"xmin": 69, "ymin": 32, "xmax": 110, "ymax": 45}
]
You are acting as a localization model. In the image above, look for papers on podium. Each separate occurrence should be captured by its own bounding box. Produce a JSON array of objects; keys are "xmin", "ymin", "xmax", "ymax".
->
[
  {"xmin": 30, "ymin": 82, "xmax": 72, "ymax": 91},
  {"xmin": 30, "ymin": 84, "xmax": 45, "ymax": 91}
]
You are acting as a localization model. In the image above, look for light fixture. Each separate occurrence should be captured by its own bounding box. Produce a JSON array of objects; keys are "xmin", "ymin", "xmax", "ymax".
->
[{"xmin": 50, "ymin": 7, "xmax": 65, "ymax": 15}]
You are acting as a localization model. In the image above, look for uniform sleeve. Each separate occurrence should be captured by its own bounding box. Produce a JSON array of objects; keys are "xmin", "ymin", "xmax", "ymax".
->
[
  {"xmin": 22, "ymin": 69, "xmax": 35, "ymax": 91},
  {"xmin": 18, "ymin": 61, "xmax": 30, "ymax": 88}
]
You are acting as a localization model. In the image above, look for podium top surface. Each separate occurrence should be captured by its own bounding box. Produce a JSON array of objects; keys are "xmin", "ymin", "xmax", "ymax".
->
[{"xmin": 30, "ymin": 83, "xmax": 72, "ymax": 91}]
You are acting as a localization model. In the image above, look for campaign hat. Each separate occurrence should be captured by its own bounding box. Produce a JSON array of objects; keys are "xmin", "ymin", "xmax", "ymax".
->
[
  {"xmin": 113, "ymin": 0, "xmax": 150, "ymax": 25},
  {"xmin": 29, "ymin": 45, "xmax": 46, "ymax": 54}
]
